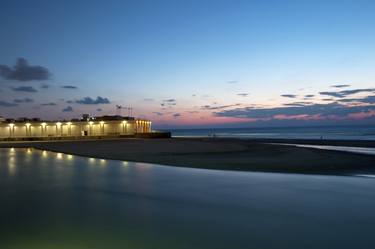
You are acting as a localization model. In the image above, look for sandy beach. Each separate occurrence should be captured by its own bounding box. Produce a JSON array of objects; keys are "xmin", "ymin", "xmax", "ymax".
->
[{"xmin": 1, "ymin": 138, "xmax": 375, "ymax": 174}]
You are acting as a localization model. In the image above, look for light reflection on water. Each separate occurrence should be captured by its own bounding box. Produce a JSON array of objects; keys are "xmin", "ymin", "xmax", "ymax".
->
[
  {"xmin": 1, "ymin": 148, "xmax": 375, "ymax": 249},
  {"xmin": 275, "ymin": 143, "xmax": 375, "ymax": 156}
]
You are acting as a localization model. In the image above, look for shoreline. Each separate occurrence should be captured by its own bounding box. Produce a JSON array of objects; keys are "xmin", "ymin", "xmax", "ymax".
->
[
  {"xmin": 1, "ymin": 137, "xmax": 375, "ymax": 175},
  {"xmin": 173, "ymin": 137, "xmax": 375, "ymax": 147}
]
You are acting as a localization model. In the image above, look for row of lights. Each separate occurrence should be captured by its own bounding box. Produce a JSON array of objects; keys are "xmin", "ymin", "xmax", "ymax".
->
[
  {"xmin": 8, "ymin": 121, "xmax": 117, "ymax": 128},
  {"xmin": 7, "ymin": 120, "xmax": 148, "ymax": 134},
  {"xmin": 7, "ymin": 120, "xmax": 151, "ymax": 128},
  {"xmin": 136, "ymin": 120, "xmax": 152, "ymax": 124}
]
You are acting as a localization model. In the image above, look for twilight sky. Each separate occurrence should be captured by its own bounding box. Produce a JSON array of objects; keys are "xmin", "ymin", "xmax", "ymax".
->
[{"xmin": 1, "ymin": 0, "xmax": 375, "ymax": 128}]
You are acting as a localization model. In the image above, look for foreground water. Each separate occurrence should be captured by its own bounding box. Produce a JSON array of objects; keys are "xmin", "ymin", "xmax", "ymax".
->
[{"xmin": 1, "ymin": 148, "xmax": 375, "ymax": 249}]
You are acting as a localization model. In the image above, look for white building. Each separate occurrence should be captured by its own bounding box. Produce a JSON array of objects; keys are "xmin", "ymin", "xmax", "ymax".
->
[{"xmin": 0, "ymin": 115, "xmax": 152, "ymax": 140}]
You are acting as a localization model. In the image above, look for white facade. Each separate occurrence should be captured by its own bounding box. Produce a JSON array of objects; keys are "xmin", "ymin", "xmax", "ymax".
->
[{"xmin": 0, "ymin": 119, "xmax": 152, "ymax": 139}]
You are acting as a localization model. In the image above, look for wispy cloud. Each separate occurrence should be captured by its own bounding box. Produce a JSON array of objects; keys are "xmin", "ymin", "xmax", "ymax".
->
[
  {"xmin": 331, "ymin": 84, "xmax": 351, "ymax": 88},
  {"xmin": 0, "ymin": 58, "xmax": 50, "ymax": 81},
  {"xmin": 161, "ymin": 99, "xmax": 176, "ymax": 107},
  {"xmin": 11, "ymin": 86, "xmax": 38, "ymax": 92},
  {"xmin": 173, "ymin": 113, "xmax": 181, "ymax": 118},
  {"xmin": 0, "ymin": 101, "xmax": 18, "ymax": 107},
  {"xmin": 61, "ymin": 85, "xmax": 78, "ymax": 89},
  {"xmin": 336, "ymin": 95, "xmax": 375, "ymax": 104},
  {"xmin": 340, "ymin": 88, "xmax": 375, "ymax": 95},
  {"xmin": 40, "ymin": 83, "xmax": 51, "ymax": 89},
  {"xmin": 62, "ymin": 106, "xmax": 74, "ymax": 112},
  {"xmin": 319, "ymin": 88, "xmax": 375, "ymax": 98},
  {"xmin": 227, "ymin": 80, "xmax": 238, "ymax": 84},
  {"xmin": 283, "ymin": 102, "xmax": 313, "ymax": 107},
  {"xmin": 281, "ymin": 94, "xmax": 297, "ymax": 98},
  {"xmin": 237, "ymin": 93, "xmax": 249, "ymax": 97},
  {"xmin": 164, "ymin": 99, "xmax": 176, "ymax": 102},
  {"xmin": 14, "ymin": 98, "xmax": 34, "ymax": 103},
  {"xmin": 41, "ymin": 102, "xmax": 57, "ymax": 106},
  {"xmin": 201, "ymin": 103, "xmax": 241, "ymax": 110}
]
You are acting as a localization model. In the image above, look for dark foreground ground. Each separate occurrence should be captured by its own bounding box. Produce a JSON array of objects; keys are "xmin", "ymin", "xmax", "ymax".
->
[{"xmin": 1, "ymin": 138, "xmax": 375, "ymax": 174}]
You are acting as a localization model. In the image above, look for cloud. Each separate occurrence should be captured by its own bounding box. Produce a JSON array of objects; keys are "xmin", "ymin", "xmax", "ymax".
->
[
  {"xmin": 237, "ymin": 93, "xmax": 249, "ymax": 97},
  {"xmin": 337, "ymin": 99, "xmax": 360, "ymax": 103},
  {"xmin": 331, "ymin": 84, "xmax": 351, "ymax": 88},
  {"xmin": 41, "ymin": 102, "xmax": 57, "ymax": 106},
  {"xmin": 143, "ymin": 98, "xmax": 154, "ymax": 101},
  {"xmin": 319, "ymin": 91, "xmax": 343, "ymax": 98},
  {"xmin": 281, "ymin": 94, "xmax": 297, "ymax": 98},
  {"xmin": 319, "ymin": 88, "xmax": 375, "ymax": 98},
  {"xmin": 11, "ymin": 86, "xmax": 38, "ymax": 92},
  {"xmin": 61, "ymin": 85, "xmax": 78, "ymax": 89},
  {"xmin": 40, "ymin": 83, "xmax": 51, "ymax": 89},
  {"xmin": 227, "ymin": 80, "xmax": 238, "ymax": 84},
  {"xmin": 96, "ymin": 108, "xmax": 103, "ymax": 112},
  {"xmin": 14, "ymin": 98, "xmax": 34, "ymax": 103},
  {"xmin": 173, "ymin": 113, "xmax": 181, "ymax": 118},
  {"xmin": 214, "ymin": 103, "xmax": 375, "ymax": 120},
  {"xmin": 164, "ymin": 99, "xmax": 176, "ymax": 102},
  {"xmin": 0, "ymin": 101, "xmax": 18, "ymax": 107},
  {"xmin": 337, "ymin": 95, "xmax": 375, "ymax": 104},
  {"xmin": 283, "ymin": 102, "xmax": 313, "ymax": 107},
  {"xmin": 161, "ymin": 98, "xmax": 176, "ymax": 107},
  {"xmin": 153, "ymin": 112, "xmax": 163, "ymax": 116},
  {"xmin": 201, "ymin": 104, "xmax": 241, "ymax": 110},
  {"xmin": 340, "ymin": 88, "xmax": 375, "ymax": 95},
  {"xmin": 76, "ymin": 96, "xmax": 110, "ymax": 105},
  {"xmin": 304, "ymin": 94, "xmax": 315, "ymax": 98},
  {"xmin": 0, "ymin": 58, "xmax": 50, "ymax": 81},
  {"xmin": 62, "ymin": 106, "xmax": 74, "ymax": 112},
  {"xmin": 361, "ymin": 96, "xmax": 375, "ymax": 104}
]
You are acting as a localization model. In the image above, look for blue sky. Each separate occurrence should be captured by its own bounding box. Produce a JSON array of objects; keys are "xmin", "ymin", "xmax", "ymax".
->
[{"xmin": 0, "ymin": 0, "xmax": 375, "ymax": 128}]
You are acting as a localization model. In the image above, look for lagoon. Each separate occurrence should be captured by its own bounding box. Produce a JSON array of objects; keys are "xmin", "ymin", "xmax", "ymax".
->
[{"xmin": 1, "ymin": 148, "xmax": 375, "ymax": 249}]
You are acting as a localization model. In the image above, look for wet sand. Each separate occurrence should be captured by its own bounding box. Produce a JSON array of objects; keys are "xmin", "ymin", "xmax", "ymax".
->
[{"xmin": 1, "ymin": 138, "xmax": 375, "ymax": 174}]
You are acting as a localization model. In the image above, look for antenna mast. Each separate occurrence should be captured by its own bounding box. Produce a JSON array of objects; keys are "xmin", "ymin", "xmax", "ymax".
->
[{"xmin": 116, "ymin": 105, "xmax": 122, "ymax": 116}]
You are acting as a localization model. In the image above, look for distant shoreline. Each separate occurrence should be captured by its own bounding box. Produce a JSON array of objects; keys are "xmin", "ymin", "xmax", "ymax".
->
[{"xmin": 1, "ymin": 137, "xmax": 375, "ymax": 175}]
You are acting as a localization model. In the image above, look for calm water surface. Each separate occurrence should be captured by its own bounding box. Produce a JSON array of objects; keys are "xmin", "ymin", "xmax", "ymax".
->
[
  {"xmin": 1, "ymin": 148, "xmax": 375, "ymax": 249},
  {"xmin": 169, "ymin": 125, "xmax": 375, "ymax": 140}
]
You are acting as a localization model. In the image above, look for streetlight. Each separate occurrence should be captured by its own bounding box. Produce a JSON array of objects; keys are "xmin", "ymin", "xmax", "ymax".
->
[
  {"xmin": 41, "ymin": 122, "xmax": 47, "ymax": 136},
  {"xmin": 89, "ymin": 121, "xmax": 94, "ymax": 135},
  {"xmin": 8, "ymin": 123, "xmax": 14, "ymax": 137},
  {"xmin": 56, "ymin": 122, "xmax": 62, "ymax": 136},
  {"xmin": 25, "ymin": 123, "xmax": 31, "ymax": 136},
  {"xmin": 66, "ymin": 122, "xmax": 72, "ymax": 136},
  {"xmin": 100, "ymin": 121, "xmax": 105, "ymax": 135},
  {"xmin": 122, "ymin": 120, "xmax": 127, "ymax": 134}
]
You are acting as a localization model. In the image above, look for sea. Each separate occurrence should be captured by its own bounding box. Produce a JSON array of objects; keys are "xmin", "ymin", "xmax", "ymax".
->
[{"xmin": 167, "ymin": 125, "xmax": 375, "ymax": 141}]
